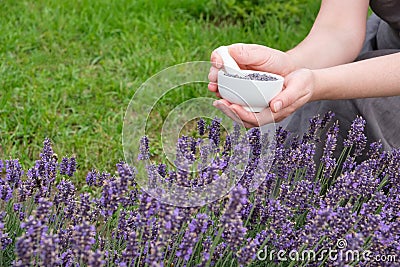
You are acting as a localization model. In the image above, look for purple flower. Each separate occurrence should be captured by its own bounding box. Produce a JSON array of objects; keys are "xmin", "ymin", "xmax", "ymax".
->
[
  {"xmin": 59, "ymin": 156, "xmax": 77, "ymax": 177},
  {"xmin": 157, "ymin": 163, "xmax": 167, "ymax": 178},
  {"xmin": 16, "ymin": 214, "xmax": 48, "ymax": 266},
  {"xmin": 0, "ymin": 182, "xmax": 13, "ymax": 201},
  {"xmin": 88, "ymin": 249, "xmax": 105, "ymax": 266},
  {"xmin": 236, "ymin": 230, "xmax": 267, "ymax": 266},
  {"xmin": 321, "ymin": 121, "xmax": 339, "ymax": 180},
  {"xmin": 35, "ymin": 197, "xmax": 53, "ymax": 222},
  {"xmin": 344, "ymin": 116, "xmax": 367, "ymax": 157},
  {"xmin": 323, "ymin": 161, "xmax": 378, "ymax": 207},
  {"xmin": 121, "ymin": 231, "xmax": 138, "ymax": 265},
  {"xmin": 0, "ymin": 212, "xmax": 12, "ymax": 250},
  {"xmin": 197, "ymin": 117, "xmax": 206, "ymax": 136},
  {"xmin": 99, "ymin": 177, "xmax": 120, "ymax": 218},
  {"xmin": 74, "ymin": 193, "xmax": 93, "ymax": 224},
  {"xmin": 71, "ymin": 221, "xmax": 97, "ymax": 263},
  {"xmin": 5, "ymin": 159, "xmax": 24, "ymax": 189},
  {"xmin": 86, "ymin": 169, "xmax": 98, "ymax": 186},
  {"xmin": 176, "ymin": 213, "xmax": 210, "ymax": 261},
  {"xmin": 138, "ymin": 135, "xmax": 150, "ymax": 160},
  {"xmin": 116, "ymin": 161, "xmax": 136, "ymax": 189},
  {"xmin": 54, "ymin": 180, "xmax": 76, "ymax": 219},
  {"xmin": 302, "ymin": 114, "xmax": 322, "ymax": 143},
  {"xmin": 221, "ymin": 185, "xmax": 248, "ymax": 250},
  {"xmin": 39, "ymin": 232, "xmax": 60, "ymax": 266},
  {"xmin": 208, "ymin": 117, "xmax": 221, "ymax": 148}
]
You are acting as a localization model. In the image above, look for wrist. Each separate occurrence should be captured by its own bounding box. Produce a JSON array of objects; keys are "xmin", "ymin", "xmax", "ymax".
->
[
  {"xmin": 310, "ymin": 68, "xmax": 335, "ymax": 102},
  {"xmin": 286, "ymin": 49, "xmax": 306, "ymax": 71}
]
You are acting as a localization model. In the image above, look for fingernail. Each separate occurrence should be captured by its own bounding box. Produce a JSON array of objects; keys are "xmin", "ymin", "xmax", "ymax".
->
[{"xmin": 273, "ymin": 101, "xmax": 282, "ymax": 112}]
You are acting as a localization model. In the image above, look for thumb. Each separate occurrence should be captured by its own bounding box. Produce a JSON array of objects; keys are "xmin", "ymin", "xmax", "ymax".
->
[
  {"xmin": 269, "ymin": 70, "xmax": 314, "ymax": 113},
  {"xmin": 269, "ymin": 85, "xmax": 306, "ymax": 113}
]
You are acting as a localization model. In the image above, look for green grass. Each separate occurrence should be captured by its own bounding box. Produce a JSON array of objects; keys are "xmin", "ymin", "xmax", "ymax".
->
[{"xmin": 0, "ymin": 0, "xmax": 320, "ymax": 184}]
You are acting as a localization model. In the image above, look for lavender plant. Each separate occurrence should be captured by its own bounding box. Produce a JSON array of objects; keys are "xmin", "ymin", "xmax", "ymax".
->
[{"xmin": 0, "ymin": 114, "xmax": 399, "ymax": 266}]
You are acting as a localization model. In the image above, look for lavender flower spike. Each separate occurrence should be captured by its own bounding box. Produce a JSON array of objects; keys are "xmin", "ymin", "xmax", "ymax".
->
[
  {"xmin": 197, "ymin": 117, "xmax": 206, "ymax": 136},
  {"xmin": 138, "ymin": 135, "xmax": 150, "ymax": 160},
  {"xmin": 344, "ymin": 115, "xmax": 367, "ymax": 156}
]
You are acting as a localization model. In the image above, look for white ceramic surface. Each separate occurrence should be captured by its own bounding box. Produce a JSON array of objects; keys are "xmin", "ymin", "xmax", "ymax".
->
[
  {"xmin": 215, "ymin": 46, "xmax": 243, "ymax": 76},
  {"xmin": 217, "ymin": 70, "xmax": 284, "ymax": 112}
]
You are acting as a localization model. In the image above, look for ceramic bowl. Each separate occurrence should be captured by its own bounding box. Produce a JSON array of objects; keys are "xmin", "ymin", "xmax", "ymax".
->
[{"xmin": 217, "ymin": 70, "xmax": 284, "ymax": 112}]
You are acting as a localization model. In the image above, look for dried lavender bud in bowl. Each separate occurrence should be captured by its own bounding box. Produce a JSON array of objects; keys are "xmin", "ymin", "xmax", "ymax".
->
[{"xmin": 223, "ymin": 72, "xmax": 278, "ymax": 81}]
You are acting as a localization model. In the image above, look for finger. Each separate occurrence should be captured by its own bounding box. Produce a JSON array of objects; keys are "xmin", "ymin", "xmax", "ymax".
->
[
  {"xmin": 230, "ymin": 104, "xmax": 276, "ymax": 126},
  {"xmin": 213, "ymin": 100, "xmax": 242, "ymax": 124},
  {"xmin": 229, "ymin": 104, "xmax": 257, "ymax": 123},
  {"xmin": 208, "ymin": 66, "xmax": 219, "ymax": 83},
  {"xmin": 210, "ymin": 51, "xmax": 223, "ymax": 69},
  {"xmin": 208, "ymin": 82, "xmax": 218, "ymax": 92},
  {"xmin": 269, "ymin": 81, "xmax": 310, "ymax": 113}
]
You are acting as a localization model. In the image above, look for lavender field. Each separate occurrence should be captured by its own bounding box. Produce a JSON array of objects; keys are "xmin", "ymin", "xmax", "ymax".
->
[{"xmin": 1, "ymin": 114, "xmax": 399, "ymax": 266}]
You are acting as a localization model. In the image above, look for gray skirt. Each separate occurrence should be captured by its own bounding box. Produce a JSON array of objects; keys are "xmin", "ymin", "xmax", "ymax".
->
[{"xmin": 283, "ymin": 14, "xmax": 400, "ymax": 159}]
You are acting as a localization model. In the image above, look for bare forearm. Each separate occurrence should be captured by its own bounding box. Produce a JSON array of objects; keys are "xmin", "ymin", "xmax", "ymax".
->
[
  {"xmin": 312, "ymin": 52, "xmax": 400, "ymax": 100},
  {"xmin": 286, "ymin": 0, "xmax": 369, "ymax": 69},
  {"xmin": 287, "ymin": 29, "xmax": 365, "ymax": 69}
]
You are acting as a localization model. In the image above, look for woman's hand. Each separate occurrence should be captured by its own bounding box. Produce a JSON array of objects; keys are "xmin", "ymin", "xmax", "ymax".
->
[
  {"xmin": 213, "ymin": 68, "xmax": 316, "ymax": 127},
  {"xmin": 208, "ymin": 43, "xmax": 296, "ymax": 96},
  {"xmin": 208, "ymin": 43, "xmax": 316, "ymax": 127}
]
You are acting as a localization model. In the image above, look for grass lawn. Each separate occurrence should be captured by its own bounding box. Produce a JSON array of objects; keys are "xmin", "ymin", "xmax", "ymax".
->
[{"xmin": 0, "ymin": 0, "xmax": 320, "ymax": 184}]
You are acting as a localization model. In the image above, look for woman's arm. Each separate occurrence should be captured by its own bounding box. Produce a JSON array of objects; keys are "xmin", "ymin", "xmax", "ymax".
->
[
  {"xmin": 229, "ymin": 52, "xmax": 400, "ymax": 127},
  {"xmin": 287, "ymin": 0, "xmax": 370, "ymax": 69},
  {"xmin": 312, "ymin": 52, "xmax": 400, "ymax": 100}
]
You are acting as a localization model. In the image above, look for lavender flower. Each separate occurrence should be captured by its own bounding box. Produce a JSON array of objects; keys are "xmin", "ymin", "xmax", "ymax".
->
[
  {"xmin": 157, "ymin": 163, "xmax": 167, "ymax": 178},
  {"xmin": 0, "ymin": 212, "xmax": 12, "ymax": 250},
  {"xmin": 121, "ymin": 231, "xmax": 138, "ymax": 265},
  {"xmin": 321, "ymin": 121, "xmax": 339, "ymax": 180},
  {"xmin": 0, "ymin": 182, "xmax": 13, "ymax": 201},
  {"xmin": 344, "ymin": 116, "xmax": 367, "ymax": 157},
  {"xmin": 138, "ymin": 135, "xmax": 150, "ymax": 160},
  {"xmin": 88, "ymin": 250, "xmax": 105, "ymax": 267},
  {"xmin": 15, "ymin": 214, "xmax": 48, "ymax": 266},
  {"xmin": 6, "ymin": 159, "xmax": 23, "ymax": 189},
  {"xmin": 71, "ymin": 221, "xmax": 97, "ymax": 264},
  {"xmin": 116, "ymin": 161, "xmax": 136, "ymax": 188},
  {"xmin": 86, "ymin": 169, "xmax": 98, "ymax": 186},
  {"xmin": 59, "ymin": 156, "xmax": 77, "ymax": 177},
  {"xmin": 197, "ymin": 117, "xmax": 206, "ymax": 136},
  {"xmin": 2, "ymin": 120, "xmax": 400, "ymax": 266},
  {"xmin": 236, "ymin": 230, "xmax": 267, "ymax": 266},
  {"xmin": 74, "ymin": 193, "xmax": 93, "ymax": 224},
  {"xmin": 99, "ymin": 177, "xmax": 120, "ymax": 218},
  {"xmin": 39, "ymin": 232, "xmax": 60, "ymax": 266},
  {"xmin": 54, "ymin": 179, "xmax": 76, "ymax": 220},
  {"xmin": 176, "ymin": 213, "xmax": 210, "ymax": 261},
  {"xmin": 208, "ymin": 117, "xmax": 221, "ymax": 148},
  {"xmin": 221, "ymin": 185, "xmax": 248, "ymax": 250},
  {"xmin": 13, "ymin": 203, "xmax": 25, "ymax": 221},
  {"xmin": 302, "ymin": 114, "xmax": 322, "ymax": 143},
  {"xmin": 59, "ymin": 249, "xmax": 74, "ymax": 267}
]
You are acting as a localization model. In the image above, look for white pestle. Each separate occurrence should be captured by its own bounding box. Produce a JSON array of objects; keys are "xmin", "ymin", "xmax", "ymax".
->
[{"xmin": 215, "ymin": 46, "xmax": 243, "ymax": 76}]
